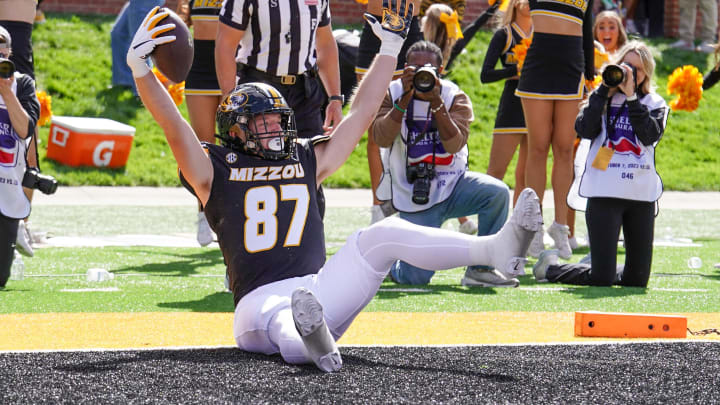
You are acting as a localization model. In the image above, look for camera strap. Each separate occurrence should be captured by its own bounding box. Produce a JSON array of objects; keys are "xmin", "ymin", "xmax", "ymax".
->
[
  {"xmin": 603, "ymin": 98, "xmax": 628, "ymax": 149},
  {"xmin": 403, "ymin": 100, "xmax": 437, "ymax": 170}
]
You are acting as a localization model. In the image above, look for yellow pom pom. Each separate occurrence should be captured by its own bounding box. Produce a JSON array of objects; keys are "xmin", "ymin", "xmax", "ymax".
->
[
  {"xmin": 667, "ymin": 65, "xmax": 703, "ymax": 112},
  {"xmin": 511, "ymin": 37, "xmax": 533, "ymax": 76},
  {"xmin": 36, "ymin": 90, "xmax": 53, "ymax": 127}
]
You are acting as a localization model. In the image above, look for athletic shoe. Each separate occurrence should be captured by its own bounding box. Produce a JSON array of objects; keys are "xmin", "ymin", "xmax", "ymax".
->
[
  {"xmin": 487, "ymin": 188, "xmax": 543, "ymax": 276},
  {"xmin": 16, "ymin": 221, "xmax": 34, "ymax": 257},
  {"xmin": 461, "ymin": 268, "xmax": 519, "ymax": 288},
  {"xmin": 696, "ymin": 41, "xmax": 716, "ymax": 54},
  {"xmin": 568, "ymin": 236, "xmax": 579, "ymax": 250},
  {"xmin": 527, "ymin": 230, "xmax": 544, "ymax": 258},
  {"xmin": 547, "ymin": 221, "xmax": 572, "ymax": 260},
  {"xmin": 291, "ymin": 287, "xmax": 342, "ymax": 373},
  {"xmin": 458, "ymin": 218, "xmax": 478, "ymax": 235},
  {"xmin": 625, "ymin": 19, "xmax": 640, "ymax": 35},
  {"xmin": 669, "ymin": 39, "xmax": 694, "ymax": 51},
  {"xmin": 196, "ymin": 212, "xmax": 214, "ymax": 247},
  {"xmin": 579, "ymin": 252, "xmax": 592, "ymax": 265},
  {"xmin": 533, "ymin": 249, "xmax": 559, "ymax": 282}
]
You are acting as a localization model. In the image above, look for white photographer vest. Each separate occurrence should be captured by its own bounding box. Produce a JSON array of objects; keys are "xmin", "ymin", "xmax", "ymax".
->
[
  {"xmin": 0, "ymin": 72, "xmax": 31, "ymax": 219},
  {"xmin": 377, "ymin": 78, "xmax": 468, "ymax": 213},
  {"xmin": 579, "ymin": 92, "xmax": 668, "ymax": 203}
]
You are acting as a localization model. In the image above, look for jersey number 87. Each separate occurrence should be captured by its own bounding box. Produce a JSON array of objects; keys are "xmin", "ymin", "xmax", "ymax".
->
[{"xmin": 244, "ymin": 185, "xmax": 310, "ymax": 253}]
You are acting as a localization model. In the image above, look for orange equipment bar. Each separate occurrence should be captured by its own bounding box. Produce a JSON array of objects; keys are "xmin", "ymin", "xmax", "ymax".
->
[{"xmin": 574, "ymin": 311, "xmax": 687, "ymax": 338}]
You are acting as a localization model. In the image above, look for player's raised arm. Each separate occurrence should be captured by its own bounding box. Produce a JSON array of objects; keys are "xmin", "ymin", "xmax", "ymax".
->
[
  {"xmin": 314, "ymin": 0, "xmax": 414, "ymax": 184},
  {"xmin": 128, "ymin": 7, "xmax": 214, "ymax": 205}
]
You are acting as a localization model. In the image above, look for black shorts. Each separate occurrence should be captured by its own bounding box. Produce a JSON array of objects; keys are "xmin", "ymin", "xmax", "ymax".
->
[
  {"xmin": 494, "ymin": 79, "xmax": 527, "ymax": 134},
  {"xmin": 0, "ymin": 20, "xmax": 34, "ymax": 79},
  {"xmin": 516, "ymin": 33, "xmax": 585, "ymax": 100},
  {"xmin": 185, "ymin": 39, "xmax": 221, "ymax": 96},
  {"xmin": 355, "ymin": 15, "xmax": 423, "ymax": 76}
]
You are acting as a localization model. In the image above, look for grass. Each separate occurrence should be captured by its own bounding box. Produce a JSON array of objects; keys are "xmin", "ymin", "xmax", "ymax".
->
[
  {"xmin": 30, "ymin": 14, "xmax": 720, "ymax": 190},
  {"xmin": 2, "ymin": 205, "xmax": 719, "ymax": 314}
]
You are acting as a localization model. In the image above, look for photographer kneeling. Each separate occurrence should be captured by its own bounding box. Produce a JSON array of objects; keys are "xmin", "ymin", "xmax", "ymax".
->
[
  {"xmin": 0, "ymin": 26, "xmax": 40, "ymax": 288},
  {"xmin": 533, "ymin": 41, "xmax": 669, "ymax": 287},
  {"xmin": 372, "ymin": 41, "xmax": 517, "ymax": 287}
]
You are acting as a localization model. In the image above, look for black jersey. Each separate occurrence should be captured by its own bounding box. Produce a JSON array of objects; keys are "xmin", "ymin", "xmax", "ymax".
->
[
  {"xmin": 189, "ymin": 0, "xmax": 221, "ymax": 21},
  {"xmin": 481, "ymin": 23, "xmax": 532, "ymax": 84},
  {"xmin": 181, "ymin": 138, "xmax": 327, "ymax": 306}
]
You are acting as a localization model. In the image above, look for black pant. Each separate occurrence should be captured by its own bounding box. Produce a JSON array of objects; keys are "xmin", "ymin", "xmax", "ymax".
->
[
  {"xmin": 0, "ymin": 214, "xmax": 19, "ymax": 287},
  {"xmin": 546, "ymin": 197, "xmax": 655, "ymax": 287},
  {"xmin": 237, "ymin": 66, "xmax": 325, "ymax": 139}
]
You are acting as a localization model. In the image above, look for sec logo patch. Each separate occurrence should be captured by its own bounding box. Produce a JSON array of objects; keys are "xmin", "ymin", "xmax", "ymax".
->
[{"xmin": 226, "ymin": 152, "xmax": 238, "ymax": 164}]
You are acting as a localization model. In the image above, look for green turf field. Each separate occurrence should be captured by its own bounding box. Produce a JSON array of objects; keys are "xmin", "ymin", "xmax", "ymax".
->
[{"xmin": 2, "ymin": 205, "xmax": 719, "ymax": 315}]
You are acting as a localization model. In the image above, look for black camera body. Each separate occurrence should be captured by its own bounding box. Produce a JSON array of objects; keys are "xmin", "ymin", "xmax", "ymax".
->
[
  {"xmin": 22, "ymin": 167, "xmax": 58, "ymax": 195},
  {"xmin": 413, "ymin": 64, "xmax": 438, "ymax": 93},
  {"xmin": 0, "ymin": 57, "xmax": 15, "ymax": 79},
  {"xmin": 602, "ymin": 62, "xmax": 637, "ymax": 88},
  {"xmin": 406, "ymin": 162, "xmax": 435, "ymax": 205}
]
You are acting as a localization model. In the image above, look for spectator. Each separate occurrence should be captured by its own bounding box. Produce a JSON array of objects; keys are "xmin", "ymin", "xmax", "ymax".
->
[
  {"xmin": 0, "ymin": 25, "xmax": 40, "ymax": 287},
  {"xmin": 1, "ymin": 0, "xmax": 40, "ymax": 257},
  {"xmin": 372, "ymin": 41, "xmax": 520, "ymax": 287},
  {"xmin": 129, "ymin": 4, "xmax": 541, "ymax": 372},
  {"xmin": 670, "ymin": 0, "xmax": 717, "ymax": 53},
  {"xmin": 515, "ymin": 0, "xmax": 595, "ymax": 260},
  {"xmin": 534, "ymin": 41, "xmax": 668, "ymax": 287},
  {"xmin": 702, "ymin": 49, "xmax": 720, "ymax": 89},
  {"xmin": 111, "ymin": 0, "xmax": 165, "ymax": 94},
  {"xmin": 176, "ymin": 0, "xmax": 222, "ymax": 247},
  {"xmin": 481, "ymin": 0, "xmax": 532, "ymax": 206}
]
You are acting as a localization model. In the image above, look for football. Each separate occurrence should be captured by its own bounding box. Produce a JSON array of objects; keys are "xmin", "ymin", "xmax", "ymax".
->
[{"xmin": 150, "ymin": 7, "xmax": 194, "ymax": 84}]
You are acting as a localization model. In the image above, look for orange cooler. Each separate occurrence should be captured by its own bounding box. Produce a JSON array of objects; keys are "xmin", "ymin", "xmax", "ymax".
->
[{"xmin": 47, "ymin": 116, "xmax": 136, "ymax": 168}]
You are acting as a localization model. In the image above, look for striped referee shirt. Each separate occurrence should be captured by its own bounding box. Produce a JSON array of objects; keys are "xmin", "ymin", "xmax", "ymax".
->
[{"xmin": 219, "ymin": 0, "xmax": 331, "ymax": 76}]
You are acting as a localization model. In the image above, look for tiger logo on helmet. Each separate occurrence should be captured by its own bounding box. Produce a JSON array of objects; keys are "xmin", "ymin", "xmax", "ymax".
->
[{"xmin": 216, "ymin": 82, "xmax": 297, "ymax": 160}]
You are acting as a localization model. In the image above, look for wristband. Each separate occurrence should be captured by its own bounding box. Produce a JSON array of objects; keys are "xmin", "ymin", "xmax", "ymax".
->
[
  {"xmin": 430, "ymin": 101, "xmax": 444, "ymax": 114},
  {"xmin": 393, "ymin": 103, "xmax": 406, "ymax": 114},
  {"xmin": 626, "ymin": 93, "xmax": 638, "ymax": 101}
]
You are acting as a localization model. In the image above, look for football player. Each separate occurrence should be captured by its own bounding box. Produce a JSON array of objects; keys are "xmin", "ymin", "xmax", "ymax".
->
[{"xmin": 128, "ymin": 1, "xmax": 543, "ymax": 373}]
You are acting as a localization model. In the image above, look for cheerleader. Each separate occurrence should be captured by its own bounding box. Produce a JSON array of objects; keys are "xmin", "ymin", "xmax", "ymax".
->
[
  {"xmin": 515, "ymin": 0, "xmax": 595, "ymax": 259},
  {"xmin": 481, "ymin": 0, "xmax": 531, "ymax": 206}
]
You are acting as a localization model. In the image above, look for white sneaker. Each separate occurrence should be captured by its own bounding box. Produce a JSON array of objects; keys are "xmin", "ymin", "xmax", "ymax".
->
[
  {"xmin": 579, "ymin": 252, "xmax": 592, "ymax": 265},
  {"xmin": 196, "ymin": 212, "xmax": 214, "ymax": 247},
  {"xmin": 696, "ymin": 41, "xmax": 716, "ymax": 54},
  {"xmin": 547, "ymin": 221, "xmax": 572, "ymax": 260},
  {"xmin": 16, "ymin": 221, "xmax": 34, "ymax": 257},
  {"xmin": 527, "ymin": 230, "xmax": 544, "ymax": 258},
  {"xmin": 669, "ymin": 39, "xmax": 694, "ymax": 51},
  {"xmin": 291, "ymin": 287, "xmax": 342, "ymax": 373},
  {"xmin": 488, "ymin": 188, "xmax": 543, "ymax": 276},
  {"xmin": 458, "ymin": 219, "xmax": 478, "ymax": 235},
  {"xmin": 533, "ymin": 249, "xmax": 559, "ymax": 282},
  {"xmin": 625, "ymin": 19, "xmax": 639, "ymax": 35}
]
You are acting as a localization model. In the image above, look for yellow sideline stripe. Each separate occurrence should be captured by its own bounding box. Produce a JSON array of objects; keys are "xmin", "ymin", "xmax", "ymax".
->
[{"xmin": 1, "ymin": 312, "xmax": 718, "ymax": 351}]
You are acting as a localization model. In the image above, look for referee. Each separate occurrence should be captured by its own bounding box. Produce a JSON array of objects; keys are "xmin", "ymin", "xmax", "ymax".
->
[{"xmin": 215, "ymin": 0, "xmax": 343, "ymax": 139}]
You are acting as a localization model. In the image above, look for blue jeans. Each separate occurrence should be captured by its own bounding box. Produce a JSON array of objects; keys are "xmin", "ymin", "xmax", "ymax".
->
[
  {"xmin": 111, "ymin": 0, "xmax": 165, "ymax": 92},
  {"xmin": 389, "ymin": 171, "xmax": 510, "ymax": 285}
]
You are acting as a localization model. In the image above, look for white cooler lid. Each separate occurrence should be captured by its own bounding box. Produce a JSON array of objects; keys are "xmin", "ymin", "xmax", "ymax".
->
[{"xmin": 50, "ymin": 116, "xmax": 136, "ymax": 136}]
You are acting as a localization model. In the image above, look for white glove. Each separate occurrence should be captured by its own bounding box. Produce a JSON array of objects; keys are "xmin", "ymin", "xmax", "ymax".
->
[
  {"xmin": 126, "ymin": 6, "xmax": 177, "ymax": 78},
  {"xmin": 363, "ymin": 0, "xmax": 414, "ymax": 58}
]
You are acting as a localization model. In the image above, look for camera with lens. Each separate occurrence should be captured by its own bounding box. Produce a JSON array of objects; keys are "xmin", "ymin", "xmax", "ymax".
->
[
  {"xmin": 406, "ymin": 162, "xmax": 435, "ymax": 205},
  {"xmin": 602, "ymin": 62, "xmax": 637, "ymax": 88},
  {"xmin": 0, "ymin": 57, "xmax": 15, "ymax": 79},
  {"xmin": 22, "ymin": 167, "xmax": 58, "ymax": 195},
  {"xmin": 413, "ymin": 64, "xmax": 438, "ymax": 93}
]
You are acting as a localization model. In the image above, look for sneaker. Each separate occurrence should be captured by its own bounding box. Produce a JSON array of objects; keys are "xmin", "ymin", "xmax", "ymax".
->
[
  {"xmin": 458, "ymin": 218, "xmax": 478, "ymax": 235},
  {"xmin": 669, "ymin": 39, "xmax": 694, "ymax": 51},
  {"xmin": 625, "ymin": 19, "xmax": 640, "ymax": 35},
  {"xmin": 196, "ymin": 212, "xmax": 214, "ymax": 246},
  {"xmin": 568, "ymin": 236, "xmax": 579, "ymax": 250},
  {"xmin": 533, "ymin": 249, "xmax": 559, "ymax": 282},
  {"xmin": 291, "ymin": 287, "xmax": 342, "ymax": 373},
  {"xmin": 16, "ymin": 221, "xmax": 34, "ymax": 257},
  {"xmin": 547, "ymin": 221, "xmax": 572, "ymax": 260},
  {"xmin": 579, "ymin": 252, "xmax": 592, "ymax": 265},
  {"xmin": 696, "ymin": 41, "xmax": 716, "ymax": 54},
  {"xmin": 462, "ymin": 268, "xmax": 519, "ymax": 288},
  {"xmin": 527, "ymin": 230, "xmax": 544, "ymax": 258},
  {"xmin": 486, "ymin": 188, "xmax": 543, "ymax": 276}
]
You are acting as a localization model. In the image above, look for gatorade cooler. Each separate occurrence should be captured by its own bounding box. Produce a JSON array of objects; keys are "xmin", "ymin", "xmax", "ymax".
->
[{"xmin": 47, "ymin": 116, "xmax": 136, "ymax": 168}]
